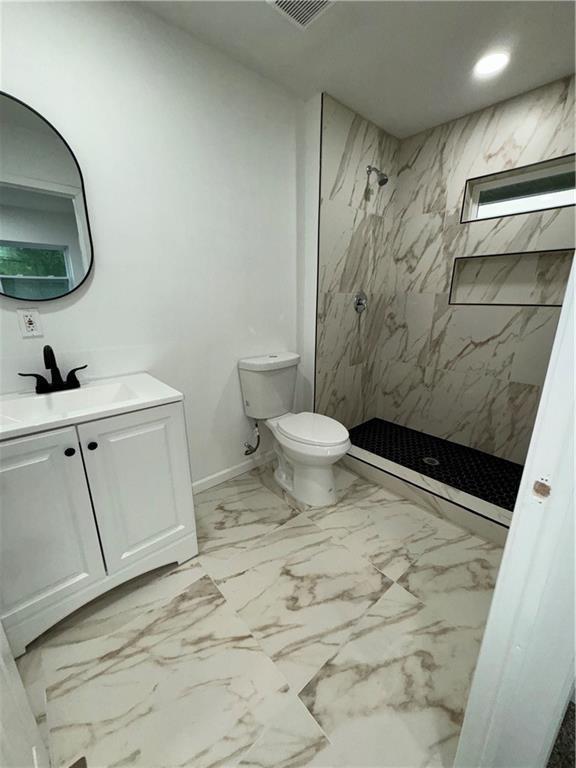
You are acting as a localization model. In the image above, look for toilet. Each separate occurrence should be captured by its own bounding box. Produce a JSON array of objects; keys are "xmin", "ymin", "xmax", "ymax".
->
[{"xmin": 238, "ymin": 353, "xmax": 350, "ymax": 507}]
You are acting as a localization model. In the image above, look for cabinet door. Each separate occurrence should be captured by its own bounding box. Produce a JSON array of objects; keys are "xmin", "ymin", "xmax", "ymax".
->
[
  {"xmin": 0, "ymin": 428, "xmax": 105, "ymax": 630},
  {"xmin": 78, "ymin": 403, "xmax": 197, "ymax": 574}
]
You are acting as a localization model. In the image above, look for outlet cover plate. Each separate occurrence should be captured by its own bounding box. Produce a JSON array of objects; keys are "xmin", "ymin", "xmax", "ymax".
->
[{"xmin": 17, "ymin": 309, "xmax": 43, "ymax": 338}]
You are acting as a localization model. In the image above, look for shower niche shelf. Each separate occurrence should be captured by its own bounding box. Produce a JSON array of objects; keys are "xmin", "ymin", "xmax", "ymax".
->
[{"xmin": 449, "ymin": 248, "xmax": 573, "ymax": 307}]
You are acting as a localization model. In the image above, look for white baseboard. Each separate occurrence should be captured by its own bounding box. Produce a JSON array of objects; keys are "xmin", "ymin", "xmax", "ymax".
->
[{"xmin": 192, "ymin": 451, "xmax": 274, "ymax": 494}]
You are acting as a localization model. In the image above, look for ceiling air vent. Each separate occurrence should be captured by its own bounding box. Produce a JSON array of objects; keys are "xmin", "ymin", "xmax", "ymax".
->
[{"xmin": 271, "ymin": 0, "xmax": 332, "ymax": 29}]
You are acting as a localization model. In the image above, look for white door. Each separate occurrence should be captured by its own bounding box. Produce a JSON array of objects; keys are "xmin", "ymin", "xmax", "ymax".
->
[
  {"xmin": 0, "ymin": 622, "xmax": 50, "ymax": 768},
  {"xmin": 78, "ymin": 403, "xmax": 197, "ymax": 575},
  {"xmin": 455, "ymin": 264, "xmax": 575, "ymax": 766},
  {"xmin": 0, "ymin": 427, "xmax": 105, "ymax": 654}
]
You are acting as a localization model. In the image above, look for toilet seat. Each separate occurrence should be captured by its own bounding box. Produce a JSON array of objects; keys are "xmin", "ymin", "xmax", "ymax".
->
[{"xmin": 277, "ymin": 412, "xmax": 349, "ymax": 447}]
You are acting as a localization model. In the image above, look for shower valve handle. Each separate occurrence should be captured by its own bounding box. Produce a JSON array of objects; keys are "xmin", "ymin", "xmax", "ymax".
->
[{"xmin": 353, "ymin": 292, "xmax": 368, "ymax": 314}]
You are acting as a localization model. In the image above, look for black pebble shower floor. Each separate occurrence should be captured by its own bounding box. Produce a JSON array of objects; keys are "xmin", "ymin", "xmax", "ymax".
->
[{"xmin": 349, "ymin": 418, "xmax": 524, "ymax": 511}]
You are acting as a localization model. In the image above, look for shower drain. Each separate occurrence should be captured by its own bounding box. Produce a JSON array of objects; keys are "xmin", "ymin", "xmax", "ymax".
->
[{"xmin": 422, "ymin": 456, "xmax": 440, "ymax": 466}]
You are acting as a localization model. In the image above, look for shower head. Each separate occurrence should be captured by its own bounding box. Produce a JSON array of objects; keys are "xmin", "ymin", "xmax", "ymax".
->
[{"xmin": 366, "ymin": 165, "xmax": 389, "ymax": 187}]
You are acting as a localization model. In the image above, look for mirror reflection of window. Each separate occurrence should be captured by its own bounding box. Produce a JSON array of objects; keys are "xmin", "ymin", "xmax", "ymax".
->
[
  {"xmin": 0, "ymin": 243, "xmax": 70, "ymax": 300},
  {"xmin": 0, "ymin": 93, "xmax": 92, "ymax": 301}
]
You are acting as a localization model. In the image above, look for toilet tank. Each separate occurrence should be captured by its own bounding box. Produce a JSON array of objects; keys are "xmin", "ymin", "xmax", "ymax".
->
[{"xmin": 238, "ymin": 353, "xmax": 300, "ymax": 419}]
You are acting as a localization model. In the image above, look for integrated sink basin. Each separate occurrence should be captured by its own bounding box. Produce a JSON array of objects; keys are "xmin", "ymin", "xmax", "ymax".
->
[{"xmin": 0, "ymin": 373, "xmax": 183, "ymax": 440}]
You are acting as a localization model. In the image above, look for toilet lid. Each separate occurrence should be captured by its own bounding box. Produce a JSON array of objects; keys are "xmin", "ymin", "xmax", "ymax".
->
[{"xmin": 277, "ymin": 412, "xmax": 349, "ymax": 447}]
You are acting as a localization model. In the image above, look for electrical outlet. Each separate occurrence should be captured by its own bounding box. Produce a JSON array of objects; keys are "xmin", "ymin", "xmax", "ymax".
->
[{"xmin": 17, "ymin": 309, "xmax": 43, "ymax": 338}]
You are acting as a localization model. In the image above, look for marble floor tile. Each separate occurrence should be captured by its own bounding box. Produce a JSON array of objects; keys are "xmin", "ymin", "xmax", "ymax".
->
[
  {"xmin": 300, "ymin": 584, "xmax": 484, "ymax": 768},
  {"xmin": 305, "ymin": 478, "xmax": 406, "ymax": 534},
  {"xmin": 211, "ymin": 513, "xmax": 335, "ymax": 588},
  {"xmin": 17, "ymin": 555, "xmax": 206, "ymax": 757},
  {"xmin": 195, "ymin": 471, "xmax": 300, "ymax": 579},
  {"xmin": 308, "ymin": 479, "xmax": 477, "ymax": 582},
  {"xmin": 215, "ymin": 513, "xmax": 393, "ymax": 692},
  {"xmin": 43, "ymin": 576, "xmax": 290, "ymax": 768},
  {"xmin": 238, "ymin": 694, "xmax": 331, "ymax": 768},
  {"xmin": 44, "ymin": 556, "xmax": 206, "ymax": 649},
  {"xmin": 15, "ymin": 465, "xmax": 502, "ymax": 768},
  {"xmin": 397, "ymin": 534, "xmax": 502, "ymax": 629}
]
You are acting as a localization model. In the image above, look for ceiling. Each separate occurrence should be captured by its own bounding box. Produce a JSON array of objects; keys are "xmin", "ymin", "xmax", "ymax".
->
[{"xmin": 145, "ymin": 0, "xmax": 575, "ymax": 138}]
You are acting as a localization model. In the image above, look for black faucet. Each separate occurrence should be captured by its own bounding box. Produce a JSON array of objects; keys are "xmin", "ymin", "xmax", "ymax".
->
[{"xmin": 19, "ymin": 345, "xmax": 87, "ymax": 394}]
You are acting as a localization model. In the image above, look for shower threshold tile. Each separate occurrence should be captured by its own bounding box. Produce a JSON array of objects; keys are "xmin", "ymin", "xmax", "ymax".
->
[{"xmin": 349, "ymin": 418, "xmax": 523, "ymax": 512}]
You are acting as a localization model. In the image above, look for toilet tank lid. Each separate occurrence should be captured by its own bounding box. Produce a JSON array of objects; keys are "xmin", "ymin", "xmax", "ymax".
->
[{"xmin": 238, "ymin": 353, "xmax": 300, "ymax": 371}]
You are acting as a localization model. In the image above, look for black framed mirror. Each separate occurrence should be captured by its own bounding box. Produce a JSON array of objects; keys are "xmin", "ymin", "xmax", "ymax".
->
[{"xmin": 0, "ymin": 92, "xmax": 93, "ymax": 301}]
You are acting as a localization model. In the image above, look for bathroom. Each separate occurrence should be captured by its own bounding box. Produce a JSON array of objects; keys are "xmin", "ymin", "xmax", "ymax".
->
[{"xmin": 0, "ymin": 2, "xmax": 573, "ymax": 767}]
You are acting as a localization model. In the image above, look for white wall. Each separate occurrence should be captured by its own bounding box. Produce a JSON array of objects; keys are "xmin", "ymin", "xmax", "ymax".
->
[{"xmin": 0, "ymin": 2, "xmax": 299, "ymax": 485}]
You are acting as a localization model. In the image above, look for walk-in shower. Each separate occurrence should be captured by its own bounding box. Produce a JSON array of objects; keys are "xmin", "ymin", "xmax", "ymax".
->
[{"xmin": 315, "ymin": 91, "xmax": 573, "ymax": 538}]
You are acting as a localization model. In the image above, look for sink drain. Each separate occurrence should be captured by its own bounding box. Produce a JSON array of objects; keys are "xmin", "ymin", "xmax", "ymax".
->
[{"xmin": 422, "ymin": 456, "xmax": 440, "ymax": 466}]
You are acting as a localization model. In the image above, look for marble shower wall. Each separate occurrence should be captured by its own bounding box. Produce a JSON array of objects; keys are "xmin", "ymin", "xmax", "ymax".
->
[
  {"xmin": 450, "ymin": 250, "xmax": 573, "ymax": 306},
  {"xmin": 315, "ymin": 95, "xmax": 400, "ymax": 429},
  {"xmin": 316, "ymin": 79, "xmax": 575, "ymax": 464}
]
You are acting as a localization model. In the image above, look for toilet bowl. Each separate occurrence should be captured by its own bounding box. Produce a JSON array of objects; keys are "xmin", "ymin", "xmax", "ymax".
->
[
  {"xmin": 237, "ymin": 353, "xmax": 350, "ymax": 507},
  {"xmin": 266, "ymin": 412, "xmax": 350, "ymax": 507}
]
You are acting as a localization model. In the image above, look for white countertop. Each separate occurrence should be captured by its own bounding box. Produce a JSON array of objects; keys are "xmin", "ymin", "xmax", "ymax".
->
[{"xmin": 0, "ymin": 372, "xmax": 183, "ymax": 441}]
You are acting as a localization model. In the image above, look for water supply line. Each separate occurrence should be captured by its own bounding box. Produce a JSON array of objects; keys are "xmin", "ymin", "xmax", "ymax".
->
[{"xmin": 244, "ymin": 421, "xmax": 260, "ymax": 456}]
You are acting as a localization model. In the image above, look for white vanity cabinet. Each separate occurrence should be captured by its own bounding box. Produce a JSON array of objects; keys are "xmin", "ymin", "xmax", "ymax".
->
[
  {"xmin": 0, "ymin": 377, "xmax": 197, "ymax": 657},
  {"xmin": 0, "ymin": 427, "xmax": 107, "ymax": 643},
  {"xmin": 77, "ymin": 405, "xmax": 196, "ymax": 574}
]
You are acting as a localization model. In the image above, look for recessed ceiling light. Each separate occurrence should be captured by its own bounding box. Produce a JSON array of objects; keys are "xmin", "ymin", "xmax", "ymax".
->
[{"xmin": 473, "ymin": 51, "xmax": 510, "ymax": 79}]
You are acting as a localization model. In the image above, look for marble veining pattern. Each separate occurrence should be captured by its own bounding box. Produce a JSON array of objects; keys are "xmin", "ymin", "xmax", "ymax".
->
[
  {"xmin": 16, "ymin": 466, "xmax": 503, "ymax": 767},
  {"xmin": 450, "ymin": 250, "xmax": 573, "ymax": 306},
  {"xmin": 316, "ymin": 80, "xmax": 574, "ymax": 464},
  {"xmin": 299, "ymin": 584, "xmax": 485, "ymax": 768}
]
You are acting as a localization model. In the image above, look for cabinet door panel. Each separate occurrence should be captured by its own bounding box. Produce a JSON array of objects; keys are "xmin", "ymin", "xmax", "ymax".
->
[
  {"xmin": 0, "ymin": 428, "xmax": 105, "ymax": 622},
  {"xmin": 78, "ymin": 403, "xmax": 196, "ymax": 573}
]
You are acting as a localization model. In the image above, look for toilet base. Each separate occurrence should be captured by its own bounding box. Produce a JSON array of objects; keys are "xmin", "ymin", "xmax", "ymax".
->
[
  {"xmin": 293, "ymin": 462, "xmax": 337, "ymax": 507},
  {"xmin": 273, "ymin": 448, "xmax": 293, "ymax": 496},
  {"xmin": 266, "ymin": 417, "xmax": 349, "ymax": 508},
  {"xmin": 273, "ymin": 452, "xmax": 337, "ymax": 508}
]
